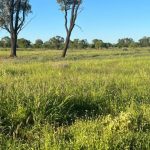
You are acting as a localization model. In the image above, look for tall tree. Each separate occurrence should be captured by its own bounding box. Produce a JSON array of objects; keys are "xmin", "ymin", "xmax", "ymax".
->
[
  {"xmin": 57, "ymin": 0, "xmax": 82, "ymax": 57},
  {"xmin": 0, "ymin": 0, "xmax": 31, "ymax": 57}
]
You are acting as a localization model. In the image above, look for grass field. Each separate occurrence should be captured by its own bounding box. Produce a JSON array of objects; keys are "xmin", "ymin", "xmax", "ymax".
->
[{"xmin": 0, "ymin": 48, "xmax": 150, "ymax": 149}]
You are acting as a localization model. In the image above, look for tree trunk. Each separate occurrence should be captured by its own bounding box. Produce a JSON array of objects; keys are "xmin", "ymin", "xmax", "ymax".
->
[
  {"xmin": 10, "ymin": 33, "xmax": 17, "ymax": 57},
  {"xmin": 62, "ymin": 29, "xmax": 72, "ymax": 58}
]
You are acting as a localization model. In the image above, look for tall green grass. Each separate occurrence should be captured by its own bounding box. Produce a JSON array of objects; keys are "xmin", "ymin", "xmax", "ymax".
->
[{"xmin": 0, "ymin": 48, "xmax": 150, "ymax": 149}]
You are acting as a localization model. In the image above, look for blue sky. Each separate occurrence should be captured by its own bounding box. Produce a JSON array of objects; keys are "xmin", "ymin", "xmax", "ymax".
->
[{"xmin": 0, "ymin": 0, "xmax": 150, "ymax": 43}]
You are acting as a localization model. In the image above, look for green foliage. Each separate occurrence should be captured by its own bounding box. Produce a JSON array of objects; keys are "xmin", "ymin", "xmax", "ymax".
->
[
  {"xmin": 0, "ymin": 0, "xmax": 32, "ymax": 29},
  {"xmin": 70, "ymin": 39, "xmax": 88, "ymax": 49},
  {"xmin": 117, "ymin": 38, "xmax": 134, "ymax": 48},
  {"xmin": 34, "ymin": 39, "xmax": 43, "ymax": 48},
  {"xmin": 0, "ymin": 36, "xmax": 11, "ymax": 48},
  {"xmin": 57, "ymin": 0, "xmax": 82, "ymax": 11},
  {"xmin": 0, "ymin": 49, "xmax": 150, "ymax": 149},
  {"xmin": 95, "ymin": 40, "xmax": 103, "ymax": 49},
  {"xmin": 139, "ymin": 37, "xmax": 150, "ymax": 47},
  {"xmin": 17, "ymin": 38, "xmax": 31, "ymax": 48},
  {"xmin": 1, "ymin": 36, "xmax": 150, "ymax": 50},
  {"xmin": 92, "ymin": 39, "xmax": 110, "ymax": 49},
  {"xmin": 43, "ymin": 36, "xmax": 64, "ymax": 50}
]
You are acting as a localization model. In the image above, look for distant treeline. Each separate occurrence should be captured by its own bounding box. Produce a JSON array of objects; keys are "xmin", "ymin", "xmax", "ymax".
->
[{"xmin": 1, "ymin": 36, "xmax": 150, "ymax": 49}]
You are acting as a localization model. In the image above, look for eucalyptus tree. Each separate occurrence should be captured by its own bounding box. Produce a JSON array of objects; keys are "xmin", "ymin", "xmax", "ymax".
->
[
  {"xmin": 57, "ymin": 0, "xmax": 82, "ymax": 57},
  {"xmin": 0, "ymin": 0, "xmax": 31, "ymax": 57}
]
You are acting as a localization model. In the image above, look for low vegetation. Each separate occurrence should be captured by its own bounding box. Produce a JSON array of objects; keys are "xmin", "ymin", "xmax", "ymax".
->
[
  {"xmin": 1, "ymin": 36, "xmax": 150, "ymax": 50},
  {"xmin": 0, "ymin": 48, "xmax": 150, "ymax": 149}
]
